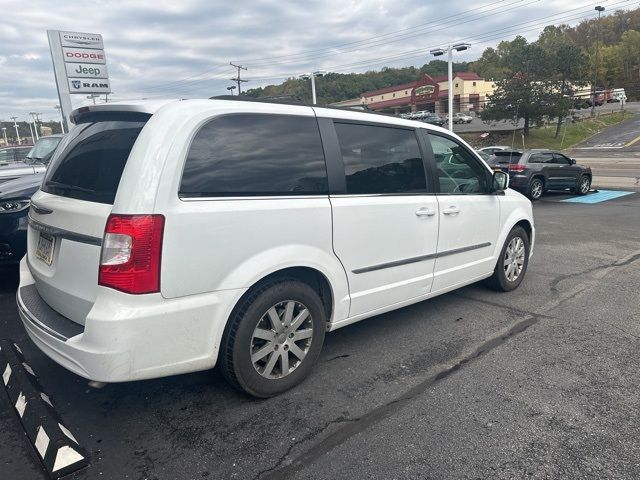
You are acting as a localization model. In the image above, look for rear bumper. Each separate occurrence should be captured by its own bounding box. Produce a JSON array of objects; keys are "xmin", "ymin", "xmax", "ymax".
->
[{"xmin": 17, "ymin": 257, "xmax": 244, "ymax": 382}]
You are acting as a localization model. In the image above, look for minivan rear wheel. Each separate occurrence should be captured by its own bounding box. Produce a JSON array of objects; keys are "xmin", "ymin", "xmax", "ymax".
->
[
  {"xmin": 219, "ymin": 279, "xmax": 326, "ymax": 398},
  {"xmin": 486, "ymin": 226, "xmax": 530, "ymax": 292}
]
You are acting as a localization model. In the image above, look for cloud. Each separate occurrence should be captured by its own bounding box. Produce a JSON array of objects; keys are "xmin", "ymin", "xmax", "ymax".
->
[{"xmin": 0, "ymin": 0, "xmax": 594, "ymax": 121}]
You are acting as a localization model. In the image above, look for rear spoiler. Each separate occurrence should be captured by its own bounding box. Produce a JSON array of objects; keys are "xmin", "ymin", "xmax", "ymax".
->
[{"xmin": 69, "ymin": 99, "xmax": 179, "ymax": 124}]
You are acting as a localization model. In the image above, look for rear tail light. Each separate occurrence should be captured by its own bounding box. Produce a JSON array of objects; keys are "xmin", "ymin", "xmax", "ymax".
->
[
  {"xmin": 508, "ymin": 164, "xmax": 526, "ymax": 173},
  {"xmin": 98, "ymin": 214, "xmax": 165, "ymax": 294}
]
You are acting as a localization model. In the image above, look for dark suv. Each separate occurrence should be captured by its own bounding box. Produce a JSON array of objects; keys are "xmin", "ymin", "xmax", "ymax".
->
[{"xmin": 489, "ymin": 150, "xmax": 592, "ymax": 200}]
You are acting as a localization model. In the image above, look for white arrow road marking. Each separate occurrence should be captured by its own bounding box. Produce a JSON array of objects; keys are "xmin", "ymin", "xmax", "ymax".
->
[{"xmin": 52, "ymin": 446, "xmax": 85, "ymax": 472}]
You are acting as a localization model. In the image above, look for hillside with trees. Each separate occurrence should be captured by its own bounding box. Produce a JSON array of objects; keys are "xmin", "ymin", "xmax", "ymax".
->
[{"xmin": 245, "ymin": 6, "xmax": 640, "ymax": 114}]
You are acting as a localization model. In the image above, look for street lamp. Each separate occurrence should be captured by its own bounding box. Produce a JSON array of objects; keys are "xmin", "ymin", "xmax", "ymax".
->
[
  {"xmin": 28, "ymin": 122, "xmax": 36, "ymax": 144},
  {"xmin": 430, "ymin": 42, "xmax": 471, "ymax": 131},
  {"xmin": 1, "ymin": 127, "xmax": 7, "ymax": 146},
  {"xmin": 10, "ymin": 116, "xmax": 21, "ymax": 145},
  {"xmin": 54, "ymin": 104, "xmax": 65, "ymax": 134},
  {"xmin": 227, "ymin": 85, "xmax": 237, "ymax": 96},
  {"xmin": 28, "ymin": 112, "xmax": 39, "ymax": 140},
  {"xmin": 86, "ymin": 94, "xmax": 100, "ymax": 105},
  {"xmin": 299, "ymin": 71, "xmax": 326, "ymax": 105},
  {"xmin": 591, "ymin": 6, "xmax": 605, "ymax": 117}
]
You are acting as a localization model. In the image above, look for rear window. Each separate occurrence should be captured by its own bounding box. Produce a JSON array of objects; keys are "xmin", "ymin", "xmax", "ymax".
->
[{"xmin": 42, "ymin": 112, "xmax": 149, "ymax": 204}]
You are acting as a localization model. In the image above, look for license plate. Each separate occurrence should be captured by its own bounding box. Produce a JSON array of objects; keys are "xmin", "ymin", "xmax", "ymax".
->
[{"xmin": 35, "ymin": 233, "xmax": 55, "ymax": 266}]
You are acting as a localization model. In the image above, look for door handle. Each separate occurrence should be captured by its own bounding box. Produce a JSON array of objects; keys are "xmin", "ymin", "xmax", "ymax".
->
[
  {"xmin": 442, "ymin": 206, "xmax": 460, "ymax": 216},
  {"xmin": 415, "ymin": 208, "xmax": 436, "ymax": 217}
]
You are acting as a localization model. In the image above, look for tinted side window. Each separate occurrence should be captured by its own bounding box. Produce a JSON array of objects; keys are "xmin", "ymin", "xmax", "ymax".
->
[
  {"xmin": 553, "ymin": 154, "xmax": 570, "ymax": 164},
  {"xmin": 429, "ymin": 134, "xmax": 489, "ymax": 194},
  {"xmin": 180, "ymin": 114, "xmax": 327, "ymax": 197},
  {"xmin": 334, "ymin": 123, "xmax": 426, "ymax": 194},
  {"xmin": 528, "ymin": 153, "xmax": 553, "ymax": 164}
]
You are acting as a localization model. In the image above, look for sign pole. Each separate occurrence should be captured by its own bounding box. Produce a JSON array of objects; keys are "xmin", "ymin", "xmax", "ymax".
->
[{"xmin": 47, "ymin": 30, "xmax": 73, "ymax": 132}]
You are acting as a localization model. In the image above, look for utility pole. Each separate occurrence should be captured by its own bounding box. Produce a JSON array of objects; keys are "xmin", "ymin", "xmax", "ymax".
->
[
  {"xmin": 229, "ymin": 62, "xmax": 248, "ymax": 94},
  {"xmin": 10, "ymin": 117, "xmax": 21, "ymax": 145},
  {"xmin": 591, "ymin": 5, "xmax": 605, "ymax": 117},
  {"xmin": 29, "ymin": 112, "xmax": 40, "ymax": 140}
]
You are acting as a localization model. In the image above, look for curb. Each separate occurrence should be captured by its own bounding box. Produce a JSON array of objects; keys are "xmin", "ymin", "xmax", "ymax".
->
[{"xmin": 0, "ymin": 339, "xmax": 88, "ymax": 478}]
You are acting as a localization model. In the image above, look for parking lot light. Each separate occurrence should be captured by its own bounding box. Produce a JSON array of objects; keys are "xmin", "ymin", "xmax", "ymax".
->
[
  {"xmin": 431, "ymin": 43, "xmax": 471, "ymax": 131},
  {"xmin": 299, "ymin": 71, "xmax": 327, "ymax": 105}
]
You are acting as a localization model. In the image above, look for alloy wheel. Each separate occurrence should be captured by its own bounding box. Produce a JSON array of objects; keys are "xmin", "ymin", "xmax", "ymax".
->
[
  {"xmin": 503, "ymin": 236, "xmax": 526, "ymax": 282},
  {"xmin": 250, "ymin": 300, "xmax": 314, "ymax": 379},
  {"xmin": 580, "ymin": 177, "xmax": 590, "ymax": 194},
  {"xmin": 530, "ymin": 180, "xmax": 543, "ymax": 199}
]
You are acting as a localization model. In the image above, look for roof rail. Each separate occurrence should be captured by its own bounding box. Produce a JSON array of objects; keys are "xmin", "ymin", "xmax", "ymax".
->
[{"xmin": 209, "ymin": 95, "xmax": 381, "ymax": 114}]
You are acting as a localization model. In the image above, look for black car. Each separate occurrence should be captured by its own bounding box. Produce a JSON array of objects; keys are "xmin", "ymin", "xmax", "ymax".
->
[
  {"xmin": 488, "ymin": 149, "xmax": 592, "ymax": 200},
  {"xmin": 421, "ymin": 113, "xmax": 445, "ymax": 127},
  {"xmin": 0, "ymin": 173, "xmax": 43, "ymax": 266}
]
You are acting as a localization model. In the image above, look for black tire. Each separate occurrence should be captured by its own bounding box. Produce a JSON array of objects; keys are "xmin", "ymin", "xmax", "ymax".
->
[
  {"xmin": 219, "ymin": 279, "xmax": 326, "ymax": 398},
  {"xmin": 486, "ymin": 226, "xmax": 530, "ymax": 292},
  {"xmin": 574, "ymin": 175, "xmax": 591, "ymax": 195},
  {"xmin": 527, "ymin": 177, "xmax": 544, "ymax": 201}
]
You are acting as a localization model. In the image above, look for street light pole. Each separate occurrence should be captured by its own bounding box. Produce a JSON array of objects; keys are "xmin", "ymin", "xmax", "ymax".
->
[
  {"xmin": 300, "ymin": 71, "xmax": 326, "ymax": 105},
  {"xmin": 10, "ymin": 116, "xmax": 21, "ymax": 145},
  {"xmin": 2, "ymin": 128, "xmax": 7, "ymax": 146},
  {"xmin": 29, "ymin": 112, "xmax": 39, "ymax": 140},
  {"xmin": 54, "ymin": 105, "xmax": 65, "ymax": 134},
  {"xmin": 591, "ymin": 5, "xmax": 605, "ymax": 117},
  {"xmin": 28, "ymin": 122, "xmax": 35, "ymax": 144},
  {"xmin": 430, "ymin": 42, "xmax": 470, "ymax": 131}
]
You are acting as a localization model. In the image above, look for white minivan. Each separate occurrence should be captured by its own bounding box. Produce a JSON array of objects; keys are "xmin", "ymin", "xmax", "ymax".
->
[{"xmin": 17, "ymin": 99, "xmax": 534, "ymax": 397}]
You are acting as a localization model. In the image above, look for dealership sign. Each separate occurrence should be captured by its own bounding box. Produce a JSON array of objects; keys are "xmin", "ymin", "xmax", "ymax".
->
[
  {"xmin": 68, "ymin": 78, "xmax": 112, "ymax": 93},
  {"xmin": 48, "ymin": 30, "xmax": 111, "ymax": 129},
  {"xmin": 65, "ymin": 62, "xmax": 109, "ymax": 78}
]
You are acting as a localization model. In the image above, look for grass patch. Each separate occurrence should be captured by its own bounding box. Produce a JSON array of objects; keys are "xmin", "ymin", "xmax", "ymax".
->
[
  {"xmin": 525, "ymin": 111, "xmax": 630, "ymax": 150},
  {"xmin": 461, "ymin": 111, "xmax": 632, "ymax": 151}
]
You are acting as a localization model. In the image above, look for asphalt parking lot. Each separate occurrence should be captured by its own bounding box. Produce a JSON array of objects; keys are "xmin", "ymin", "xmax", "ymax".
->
[{"xmin": 1, "ymin": 189, "xmax": 640, "ymax": 480}]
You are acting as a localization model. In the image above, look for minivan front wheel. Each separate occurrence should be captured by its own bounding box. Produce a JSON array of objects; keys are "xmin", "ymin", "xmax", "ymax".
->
[
  {"xmin": 487, "ymin": 226, "xmax": 530, "ymax": 292},
  {"xmin": 527, "ymin": 178, "xmax": 544, "ymax": 201},
  {"xmin": 220, "ymin": 280, "xmax": 326, "ymax": 397}
]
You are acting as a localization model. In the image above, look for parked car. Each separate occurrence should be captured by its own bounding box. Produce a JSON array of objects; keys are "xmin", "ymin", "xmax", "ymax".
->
[
  {"xmin": 0, "ymin": 135, "xmax": 64, "ymax": 184},
  {"xmin": 17, "ymin": 99, "xmax": 534, "ymax": 397},
  {"xmin": 0, "ymin": 146, "xmax": 33, "ymax": 166},
  {"xmin": 477, "ymin": 145, "xmax": 511, "ymax": 156},
  {"xmin": 488, "ymin": 149, "xmax": 592, "ymax": 200},
  {"xmin": 421, "ymin": 112, "xmax": 445, "ymax": 127},
  {"xmin": 0, "ymin": 173, "xmax": 44, "ymax": 266},
  {"xmin": 448, "ymin": 112, "xmax": 473, "ymax": 124}
]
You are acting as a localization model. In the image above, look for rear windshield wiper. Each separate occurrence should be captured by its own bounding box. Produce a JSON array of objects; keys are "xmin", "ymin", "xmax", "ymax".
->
[{"xmin": 45, "ymin": 180, "xmax": 95, "ymax": 194}]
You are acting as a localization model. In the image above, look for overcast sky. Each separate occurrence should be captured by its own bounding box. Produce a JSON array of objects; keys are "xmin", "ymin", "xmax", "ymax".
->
[{"xmin": 0, "ymin": 0, "xmax": 629, "ymax": 121}]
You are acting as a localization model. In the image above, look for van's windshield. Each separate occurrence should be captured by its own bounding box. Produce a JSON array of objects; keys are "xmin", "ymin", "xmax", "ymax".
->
[{"xmin": 42, "ymin": 112, "xmax": 150, "ymax": 204}]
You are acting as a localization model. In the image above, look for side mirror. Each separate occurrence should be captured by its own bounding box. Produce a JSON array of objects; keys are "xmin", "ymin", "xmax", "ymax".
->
[
  {"xmin": 570, "ymin": 158, "xmax": 576, "ymax": 165},
  {"xmin": 492, "ymin": 170, "xmax": 509, "ymax": 193}
]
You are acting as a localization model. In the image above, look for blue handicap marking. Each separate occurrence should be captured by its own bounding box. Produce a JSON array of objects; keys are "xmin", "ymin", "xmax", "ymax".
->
[{"xmin": 562, "ymin": 190, "xmax": 635, "ymax": 204}]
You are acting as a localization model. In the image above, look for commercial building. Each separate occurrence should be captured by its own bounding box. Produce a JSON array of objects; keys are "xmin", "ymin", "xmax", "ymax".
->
[{"xmin": 360, "ymin": 72, "xmax": 496, "ymax": 115}]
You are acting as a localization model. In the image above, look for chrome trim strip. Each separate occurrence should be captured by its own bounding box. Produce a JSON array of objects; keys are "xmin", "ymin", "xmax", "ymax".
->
[
  {"xmin": 17, "ymin": 292, "xmax": 69, "ymax": 342},
  {"xmin": 28, "ymin": 215, "xmax": 102, "ymax": 246},
  {"xmin": 30, "ymin": 202, "xmax": 53, "ymax": 215},
  {"xmin": 352, "ymin": 242, "xmax": 492, "ymax": 274}
]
